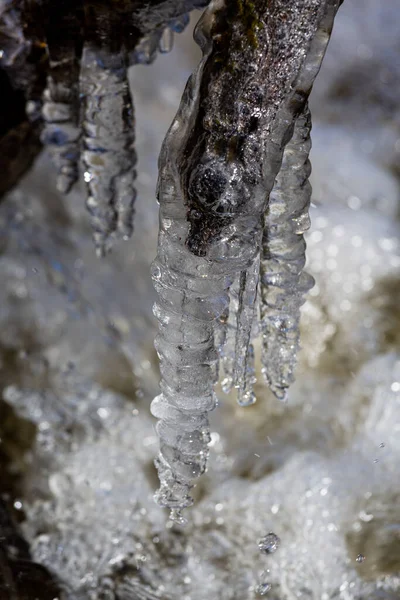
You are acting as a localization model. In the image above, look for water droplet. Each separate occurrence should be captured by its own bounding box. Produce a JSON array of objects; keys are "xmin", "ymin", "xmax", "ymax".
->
[
  {"xmin": 258, "ymin": 533, "xmax": 280, "ymax": 554},
  {"xmin": 256, "ymin": 582, "xmax": 272, "ymax": 595},
  {"xmin": 356, "ymin": 554, "xmax": 365, "ymax": 563},
  {"xmin": 169, "ymin": 508, "xmax": 187, "ymax": 526}
]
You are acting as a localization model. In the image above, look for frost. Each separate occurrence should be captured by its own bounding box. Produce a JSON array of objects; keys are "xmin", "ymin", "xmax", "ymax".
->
[{"xmin": 152, "ymin": 0, "xmax": 342, "ymax": 515}]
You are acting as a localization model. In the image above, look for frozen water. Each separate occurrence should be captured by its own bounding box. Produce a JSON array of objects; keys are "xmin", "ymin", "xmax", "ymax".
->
[
  {"xmin": 256, "ymin": 582, "xmax": 272, "ymax": 596},
  {"xmin": 151, "ymin": 0, "xmax": 342, "ymax": 513},
  {"xmin": 260, "ymin": 105, "xmax": 314, "ymax": 401},
  {"xmin": 80, "ymin": 45, "xmax": 137, "ymax": 256},
  {"xmin": 258, "ymin": 533, "xmax": 280, "ymax": 555},
  {"xmin": 0, "ymin": 1, "xmax": 399, "ymax": 599}
]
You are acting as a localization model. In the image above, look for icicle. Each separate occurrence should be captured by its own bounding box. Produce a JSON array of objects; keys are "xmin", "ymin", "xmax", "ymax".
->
[
  {"xmin": 151, "ymin": 0, "xmax": 342, "ymax": 516},
  {"xmin": 41, "ymin": 1, "xmax": 82, "ymax": 194},
  {"xmin": 220, "ymin": 255, "xmax": 259, "ymax": 406},
  {"xmin": 80, "ymin": 45, "xmax": 137, "ymax": 256},
  {"xmin": 159, "ymin": 27, "xmax": 174, "ymax": 54},
  {"xmin": 260, "ymin": 105, "xmax": 314, "ymax": 401},
  {"xmin": 234, "ymin": 256, "xmax": 260, "ymax": 406},
  {"xmin": 220, "ymin": 275, "xmax": 240, "ymax": 395},
  {"xmin": 0, "ymin": 0, "xmax": 26, "ymax": 70},
  {"xmin": 41, "ymin": 68, "xmax": 80, "ymax": 193}
]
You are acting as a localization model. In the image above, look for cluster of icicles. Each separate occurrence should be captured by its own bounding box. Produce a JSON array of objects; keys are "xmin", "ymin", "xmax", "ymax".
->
[
  {"xmin": 220, "ymin": 107, "xmax": 314, "ymax": 406},
  {"xmin": 150, "ymin": 0, "xmax": 342, "ymax": 522},
  {"xmin": 1, "ymin": 0, "xmax": 341, "ymax": 522},
  {"xmin": 151, "ymin": 104, "xmax": 314, "ymax": 524},
  {"xmin": 41, "ymin": 18, "xmax": 187, "ymax": 256},
  {"xmin": 0, "ymin": 0, "xmax": 192, "ymax": 256}
]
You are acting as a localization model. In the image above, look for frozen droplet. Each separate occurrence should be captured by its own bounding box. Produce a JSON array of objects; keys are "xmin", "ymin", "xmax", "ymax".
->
[
  {"xmin": 258, "ymin": 533, "xmax": 280, "ymax": 554},
  {"xmin": 356, "ymin": 554, "xmax": 365, "ymax": 563},
  {"xmin": 169, "ymin": 508, "xmax": 187, "ymax": 526},
  {"xmin": 256, "ymin": 582, "xmax": 272, "ymax": 596},
  {"xmin": 379, "ymin": 442, "xmax": 385, "ymax": 448}
]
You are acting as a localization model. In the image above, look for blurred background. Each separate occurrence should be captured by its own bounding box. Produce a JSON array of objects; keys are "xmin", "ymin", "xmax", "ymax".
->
[{"xmin": 0, "ymin": 1, "xmax": 399, "ymax": 599}]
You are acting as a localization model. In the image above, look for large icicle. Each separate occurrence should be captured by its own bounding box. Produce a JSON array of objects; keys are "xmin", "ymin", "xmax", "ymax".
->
[
  {"xmin": 151, "ymin": 0, "xmax": 342, "ymax": 518},
  {"xmin": 260, "ymin": 105, "xmax": 314, "ymax": 401}
]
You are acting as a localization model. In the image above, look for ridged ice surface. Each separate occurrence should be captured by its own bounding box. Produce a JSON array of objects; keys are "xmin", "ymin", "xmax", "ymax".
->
[
  {"xmin": 260, "ymin": 105, "xmax": 314, "ymax": 401},
  {"xmin": 40, "ymin": 1, "xmax": 82, "ymax": 195},
  {"xmin": 80, "ymin": 46, "xmax": 137, "ymax": 256},
  {"xmin": 1, "ymin": 0, "xmax": 400, "ymax": 595},
  {"xmin": 151, "ymin": 0, "xmax": 342, "ymax": 516},
  {"xmin": 41, "ymin": 73, "xmax": 80, "ymax": 194},
  {"xmin": 0, "ymin": 0, "xmax": 204, "ymax": 253}
]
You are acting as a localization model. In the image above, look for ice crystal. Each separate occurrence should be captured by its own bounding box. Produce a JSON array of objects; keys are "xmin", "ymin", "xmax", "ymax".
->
[{"xmin": 151, "ymin": 0, "xmax": 342, "ymax": 515}]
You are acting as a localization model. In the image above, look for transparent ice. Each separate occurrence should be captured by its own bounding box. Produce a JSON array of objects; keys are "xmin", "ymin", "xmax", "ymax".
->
[
  {"xmin": 0, "ymin": 0, "xmax": 399, "ymax": 599},
  {"xmin": 151, "ymin": 0, "xmax": 342, "ymax": 516}
]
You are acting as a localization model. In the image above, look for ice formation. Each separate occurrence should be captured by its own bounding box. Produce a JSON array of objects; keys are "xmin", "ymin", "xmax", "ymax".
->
[
  {"xmin": 41, "ymin": 1, "xmax": 82, "ymax": 195},
  {"xmin": 260, "ymin": 104, "xmax": 314, "ymax": 401},
  {"xmin": 0, "ymin": 0, "xmax": 208, "ymax": 255},
  {"xmin": 151, "ymin": 0, "xmax": 343, "ymax": 517},
  {"xmin": 1, "ymin": 0, "xmax": 400, "ymax": 596}
]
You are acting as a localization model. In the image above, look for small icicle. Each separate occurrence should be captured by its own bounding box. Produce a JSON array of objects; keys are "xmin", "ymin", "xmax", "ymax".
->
[
  {"xmin": 40, "ymin": 1, "xmax": 82, "ymax": 193},
  {"xmin": 80, "ymin": 45, "xmax": 137, "ymax": 256},
  {"xmin": 220, "ymin": 275, "xmax": 240, "ymax": 395},
  {"xmin": 158, "ymin": 27, "xmax": 174, "ymax": 54},
  {"xmin": 41, "ymin": 69, "xmax": 80, "ymax": 193},
  {"xmin": 260, "ymin": 105, "xmax": 314, "ymax": 400},
  {"xmin": 234, "ymin": 255, "xmax": 260, "ymax": 406},
  {"xmin": 220, "ymin": 256, "xmax": 259, "ymax": 405}
]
